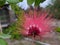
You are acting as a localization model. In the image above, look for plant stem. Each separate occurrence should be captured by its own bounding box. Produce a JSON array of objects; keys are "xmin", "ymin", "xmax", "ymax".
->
[{"xmin": 0, "ymin": 20, "xmax": 2, "ymax": 34}]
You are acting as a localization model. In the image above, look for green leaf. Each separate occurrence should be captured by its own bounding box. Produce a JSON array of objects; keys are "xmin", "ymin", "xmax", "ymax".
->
[
  {"xmin": 27, "ymin": 0, "xmax": 35, "ymax": 6},
  {"xmin": 0, "ymin": 0, "xmax": 6, "ymax": 6},
  {"xmin": 7, "ymin": 0, "xmax": 23, "ymax": 4},
  {"xmin": 19, "ymin": 0, "xmax": 23, "ymax": 2},
  {"xmin": 10, "ymin": 4, "xmax": 20, "ymax": 13},
  {"xmin": 35, "ymin": 0, "xmax": 45, "ymax": 6},
  {"xmin": 55, "ymin": 27, "xmax": 60, "ymax": 32},
  {"xmin": 0, "ymin": 34, "xmax": 11, "ymax": 39},
  {"xmin": 0, "ymin": 38, "xmax": 8, "ymax": 45}
]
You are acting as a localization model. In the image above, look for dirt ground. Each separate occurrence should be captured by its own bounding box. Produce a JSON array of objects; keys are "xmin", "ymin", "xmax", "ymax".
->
[
  {"xmin": 5, "ymin": 32, "xmax": 60, "ymax": 45},
  {"xmin": 5, "ymin": 20, "xmax": 60, "ymax": 45}
]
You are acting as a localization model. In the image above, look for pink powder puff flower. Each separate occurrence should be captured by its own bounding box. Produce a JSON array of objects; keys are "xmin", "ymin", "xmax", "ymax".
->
[{"xmin": 22, "ymin": 9, "xmax": 54, "ymax": 38}]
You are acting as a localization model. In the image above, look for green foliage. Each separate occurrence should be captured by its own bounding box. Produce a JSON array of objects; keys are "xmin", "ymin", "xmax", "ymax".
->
[
  {"xmin": 3, "ymin": 23, "xmax": 23, "ymax": 40},
  {"xmin": 35, "ymin": 0, "xmax": 45, "ymax": 6},
  {"xmin": 27, "ymin": 0, "xmax": 34, "ymax": 6},
  {"xmin": 0, "ymin": 34, "xmax": 11, "ymax": 39},
  {"xmin": 6, "ymin": 0, "xmax": 23, "ymax": 13},
  {"xmin": 3, "ymin": 23, "xmax": 16, "ymax": 34},
  {"xmin": 27, "ymin": 0, "xmax": 45, "ymax": 6},
  {"xmin": 0, "ymin": 0, "xmax": 6, "ymax": 7},
  {"xmin": 55, "ymin": 27, "xmax": 60, "ymax": 32},
  {"xmin": 0, "ymin": 0, "xmax": 23, "ymax": 13},
  {"xmin": 47, "ymin": 0, "xmax": 60, "ymax": 19},
  {"xmin": 11, "ymin": 31, "xmax": 23, "ymax": 40},
  {"xmin": 0, "ymin": 38, "xmax": 8, "ymax": 45},
  {"xmin": 7, "ymin": 0, "xmax": 23, "ymax": 4},
  {"xmin": 10, "ymin": 4, "xmax": 20, "ymax": 13}
]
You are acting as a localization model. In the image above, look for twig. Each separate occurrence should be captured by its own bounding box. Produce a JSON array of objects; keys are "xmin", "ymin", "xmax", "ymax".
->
[{"xmin": 24, "ymin": 38, "xmax": 50, "ymax": 45}]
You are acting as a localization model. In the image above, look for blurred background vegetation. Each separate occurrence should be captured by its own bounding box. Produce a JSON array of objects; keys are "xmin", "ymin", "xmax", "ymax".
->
[
  {"xmin": 47, "ymin": 0, "xmax": 60, "ymax": 19},
  {"xmin": 0, "ymin": 0, "xmax": 60, "ymax": 45},
  {"xmin": 0, "ymin": 0, "xmax": 60, "ymax": 40}
]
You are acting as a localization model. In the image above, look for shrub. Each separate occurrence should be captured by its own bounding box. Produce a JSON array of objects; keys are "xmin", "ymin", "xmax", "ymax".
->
[{"xmin": 3, "ymin": 23, "xmax": 23, "ymax": 40}]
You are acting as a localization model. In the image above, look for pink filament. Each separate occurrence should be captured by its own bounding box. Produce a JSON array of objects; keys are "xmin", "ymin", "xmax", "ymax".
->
[{"xmin": 22, "ymin": 10, "xmax": 53, "ymax": 37}]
